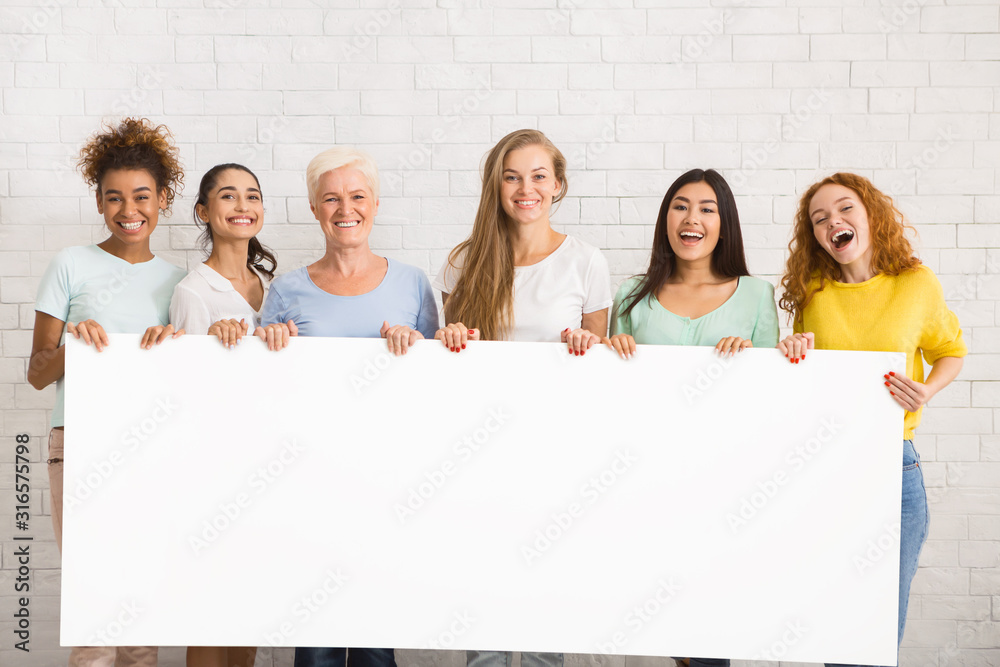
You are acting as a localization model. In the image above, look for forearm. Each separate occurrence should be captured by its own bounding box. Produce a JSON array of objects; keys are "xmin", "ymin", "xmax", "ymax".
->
[
  {"xmin": 923, "ymin": 356, "xmax": 964, "ymax": 399},
  {"xmin": 27, "ymin": 345, "xmax": 65, "ymax": 390}
]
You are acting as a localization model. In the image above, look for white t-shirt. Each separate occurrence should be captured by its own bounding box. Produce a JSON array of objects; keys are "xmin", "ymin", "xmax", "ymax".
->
[
  {"xmin": 169, "ymin": 262, "xmax": 271, "ymax": 334},
  {"xmin": 433, "ymin": 235, "xmax": 612, "ymax": 342}
]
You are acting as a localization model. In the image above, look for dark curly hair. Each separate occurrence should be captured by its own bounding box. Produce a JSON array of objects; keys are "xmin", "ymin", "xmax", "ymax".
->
[{"xmin": 77, "ymin": 117, "xmax": 184, "ymax": 213}]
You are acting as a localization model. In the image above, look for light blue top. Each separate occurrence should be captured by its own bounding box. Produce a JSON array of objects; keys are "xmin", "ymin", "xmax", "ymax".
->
[
  {"xmin": 611, "ymin": 275, "xmax": 779, "ymax": 348},
  {"xmin": 261, "ymin": 259, "xmax": 439, "ymax": 339},
  {"xmin": 35, "ymin": 244, "xmax": 186, "ymax": 428}
]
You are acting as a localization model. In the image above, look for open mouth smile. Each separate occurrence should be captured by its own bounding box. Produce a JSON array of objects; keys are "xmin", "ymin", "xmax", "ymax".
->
[
  {"xmin": 679, "ymin": 230, "xmax": 705, "ymax": 245},
  {"xmin": 831, "ymin": 228, "xmax": 855, "ymax": 250},
  {"xmin": 117, "ymin": 220, "xmax": 145, "ymax": 232},
  {"xmin": 228, "ymin": 216, "xmax": 255, "ymax": 226},
  {"xmin": 335, "ymin": 220, "xmax": 361, "ymax": 228}
]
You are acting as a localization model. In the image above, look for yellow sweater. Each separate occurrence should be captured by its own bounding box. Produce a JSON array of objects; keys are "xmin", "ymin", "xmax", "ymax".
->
[{"xmin": 795, "ymin": 265, "xmax": 967, "ymax": 439}]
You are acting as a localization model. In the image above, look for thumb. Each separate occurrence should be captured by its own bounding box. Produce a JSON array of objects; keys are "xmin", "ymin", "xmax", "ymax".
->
[
  {"xmin": 286, "ymin": 319, "xmax": 299, "ymax": 336},
  {"xmin": 380, "ymin": 320, "xmax": 390, "ymax": 337}
]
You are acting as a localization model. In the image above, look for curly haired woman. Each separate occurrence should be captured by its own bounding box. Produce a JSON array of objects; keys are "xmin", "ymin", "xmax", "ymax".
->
[
  {"xmin": 29, "ymin": 117, "xmax": 187, "ymax": 667},
  {"xmin": 778, "ymin": 172, "xmax": 966, "ymax": 667}
]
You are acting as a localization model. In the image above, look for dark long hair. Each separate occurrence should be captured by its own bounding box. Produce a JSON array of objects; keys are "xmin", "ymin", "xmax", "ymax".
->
[
  {"xmin": 617, "ymin": 168, "xmax": 749, "ymax": 321},
  {"xmin": 193, "ymin": 163, "xmax": 277, "ymax": 280}
]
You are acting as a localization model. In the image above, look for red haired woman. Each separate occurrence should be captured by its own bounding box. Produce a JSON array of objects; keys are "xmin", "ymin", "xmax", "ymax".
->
[{"xmin": 778, "ymin": 172, "xmax": 966, "ymax": 666}]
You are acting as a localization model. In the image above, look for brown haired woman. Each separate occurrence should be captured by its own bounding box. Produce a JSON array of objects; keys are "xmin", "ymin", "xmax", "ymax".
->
[
  {"xmin": 434, "ymin": 128, "xmax": 611, "ymax": 357},
  {"xmin": 28, "ymin": 117, "xmax": 187, "ymax": 666},
  {"xmin": 432, "ymin": 128, "xmax": 612, "ymax": 667},
  {"xmin": 777, "ymin": 172, "xmax": 966, "ymax": 666}
]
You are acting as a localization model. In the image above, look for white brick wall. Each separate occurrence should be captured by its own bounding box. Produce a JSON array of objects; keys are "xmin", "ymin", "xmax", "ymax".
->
[{"xmin": 1, "ymin": 1, "xmax": 998, "ymax": 666}]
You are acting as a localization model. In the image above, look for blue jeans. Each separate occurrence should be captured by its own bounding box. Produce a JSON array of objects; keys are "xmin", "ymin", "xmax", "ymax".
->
[
  {"xmin": 467, "ymin": 651, "xmax": 563, "ymax": 667},
  {"xmin": 294, "ymin": 648, "xmax": 396, "ymax": 667},
  {"xmin": 827, "ymin": 439, "xmax": 929, "ymax": 667}
]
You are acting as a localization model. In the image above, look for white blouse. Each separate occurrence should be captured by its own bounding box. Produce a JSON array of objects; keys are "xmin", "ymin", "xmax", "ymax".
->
[{"xmin": 169, "ymin": 262, "xmax": 270, "ymax": 334}]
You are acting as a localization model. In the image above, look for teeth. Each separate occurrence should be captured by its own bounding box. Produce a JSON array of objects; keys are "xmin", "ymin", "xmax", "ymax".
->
[
  {"xmin": 120, "ymin": 221, "xmax": 143, "ymax": 231},
  {"xmin": 680, "ymin": 231, "xmax": 704, "ymax": 238},
  {"xmin": 335, "ymin": 221, "xmax": 360, "ymax": 228},
  {"xmin": 516, "ymin": 200, "xmax": 539, "ymax": 205},
  {"xmin": 833, "ymin": 229, "xmax": 852, "ymax": 241},
  {"xmin": 229, "ymin": 217, "xmax": 253, "ymax": 225}
]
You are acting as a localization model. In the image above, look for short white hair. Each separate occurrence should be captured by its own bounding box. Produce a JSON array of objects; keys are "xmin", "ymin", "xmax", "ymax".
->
[{"xmin": 306, "ymin": 146, "xmax": 380, "ymax": 205}]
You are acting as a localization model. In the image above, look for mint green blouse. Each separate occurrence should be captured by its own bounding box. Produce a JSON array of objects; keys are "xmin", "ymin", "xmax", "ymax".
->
[{"xmin": 611, "ymin": 275, "xmax": 779, "ymax": 348}]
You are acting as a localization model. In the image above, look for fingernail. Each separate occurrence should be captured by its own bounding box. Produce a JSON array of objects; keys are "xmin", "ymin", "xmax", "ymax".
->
[
  {"xmin": 889, "ymin": 371, "xmax": 895, "ymax": 376},
  {"xmin": 581, "ymin": 350, "xmax": 586, "ymax": 356},
  {"xmin": 461, "ymin": 344, "xmax": 466, "ymax": 349},
  {"xmin": 890, "ymin": 391, "xmax": 895, "ymax": 396},
  {"xmin": 468, "ymin": 330, "xmax": 474, "ymax": 335},
  {"xmin": 883, "ymin": 374, "xmax": 889, "ymax": 379},
  {"xmin": 801, "ymin": 354, "xmax": 805, "ymax": 360},
  {"xmin": 884, "ymin": 381, "xmax": 890, "ymax": 386},
  {"xmin": 563, "ymin": 328, "xmax": 570, "ymax": 332}
]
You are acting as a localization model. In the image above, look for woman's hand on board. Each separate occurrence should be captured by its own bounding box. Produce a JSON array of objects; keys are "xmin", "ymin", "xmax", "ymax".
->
[
  {"xmin": 603, "ymin": 334, "xmax": 636, "ymax": 360},
  {"xmin": 562, "ymin": 327, "xmax": 601, "ymax": 356},
  {"xmin": 381, "ymin": 321, "xmax": 424, "ymax": 356},
  {"xmin": 139, "ymin": 324, "xmax": 183, "ymax": 350},
  {"xmin": 777, "ymin": 332, "xmax": 814, "ymax": 363},
  {"xmin": 66, "ymin": 319, "xmax": 110, "ymax": 352},
  {"xmin": 209, "ymin": 318, "xmax": 249, "ymax": 349},
  {"xmin": 716, "ymin": 336, "xmax": 752, "ymax": 357},
  {"xmin": 255, "ymin": 320, "xmax": 297, "ymax": 351},
  {"xmin": 434, "ymin": 322, "xmax": 479, "ymax": 353},
  {"xmin": 884, "ymin": 371, "xmax": 932, "ymax": 412}
]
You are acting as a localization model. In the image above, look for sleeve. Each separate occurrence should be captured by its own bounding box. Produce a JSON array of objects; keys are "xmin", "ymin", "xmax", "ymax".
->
[
  {"xmin": 35, "ymin": 249, "xmax": 73, "ymax": 322},
  {"xmin": 169, "ymin": 282, "xmax": 212, "ymax": 334},
  {"xmin": 610, "ymin": 279, "xmax": 636, "ymax": 337},
  {"xmin": 415, "ymin": 271, "xmax": 440, "ymax": 339},
  {"xmin": 751, "ymin": 280, "xmax": 780, "ymax": 348},
  {"xmin": 583, "ymin": 247, "xmax": 613, "ymax": 314},
  {"xmin": 260, "ymin": 282, "xmax": 288, "ymax": 327},
  {"xmin": 432, "ymin": 255, "xmax": 461, "ymax": 296},
  {"xmin": 918, "ymin": 268, "xmax": 967, "ymax": 364}
]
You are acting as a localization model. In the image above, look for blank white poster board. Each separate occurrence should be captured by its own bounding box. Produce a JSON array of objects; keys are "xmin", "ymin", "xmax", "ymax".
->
[{"xmin": 64, "ymin": 335, "xmax": 905, "ymax": 665}]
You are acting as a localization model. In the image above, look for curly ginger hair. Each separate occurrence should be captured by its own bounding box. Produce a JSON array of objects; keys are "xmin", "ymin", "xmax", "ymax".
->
[{"xmin": 779, "ymin": 172, "xmax": 921, "ymax": 325}]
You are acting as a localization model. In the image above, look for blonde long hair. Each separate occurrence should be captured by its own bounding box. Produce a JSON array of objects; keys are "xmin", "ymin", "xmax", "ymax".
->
[
  {"xmin": 779, "ymin": 172, "xmax": 920, "ymax": 325},
  {"xmin": 443, "ymin": 129, "xmax": 568, "ymax": 340}
]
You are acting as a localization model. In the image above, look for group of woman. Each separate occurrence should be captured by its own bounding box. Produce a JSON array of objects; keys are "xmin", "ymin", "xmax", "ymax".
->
[{"xmin": 29, "ymin": 118, "xmax": 966, "ymax": 667}]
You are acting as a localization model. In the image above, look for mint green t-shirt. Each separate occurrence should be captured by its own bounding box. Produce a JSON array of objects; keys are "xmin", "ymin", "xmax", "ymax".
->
[
  {"xmin": 35, "ymin": 244, "xmax": 186, "ymax": 428},
  {"xmin": 611, "ymin": 275, "xmax": 779, "ymax": 348}
]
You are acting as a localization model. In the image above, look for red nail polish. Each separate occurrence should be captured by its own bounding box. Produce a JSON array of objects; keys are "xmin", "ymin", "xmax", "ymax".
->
[
  {"xmin": 889, "ymin": 372, "xmax": 895, "ymax": 376},
  {"xmin": 883, "ymin": 374, "xmax": 889, "ymax": 378},
  {"xmin": 581, "ymin": 350, "xmax": 586, "ymax": 356},
  {"xmin": 461, "ymin": 344, "xmax": 466, "ymax": 349},
  {"xmin": 468, "ymin": 330, "xmax": 474, "ymax": 335},
  {"xmin": 890, "ymin": 391, "xmax": 895, "ymax": 396},
  {"xmin": 801, "ymin": 354, "xmax": 805, "ymax": 360},
  {"xmin": 884, "ymin": 381, "xmax": 890, "ymax": 386}
]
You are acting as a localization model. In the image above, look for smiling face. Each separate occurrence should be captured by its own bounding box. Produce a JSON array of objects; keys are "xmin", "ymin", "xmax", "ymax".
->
[
  {"xmin": 311, "ymin": 167, "xmax": 379, "ymax": 250},
  {"xmin": 665, "ymin": 181, "xmax": 721, "ymax": 268},
  {"xmin": 809, "ymin": 183, "xmax": 873, "ymax": 278},
  {"xmin": 96, "ymin": 168, "xmax": 166, "ymax": 255},
  {"xmin": 197, "ymin": 168, "xmax": 263, "ymax": 243},
  {"xmin": 499, "ymin": 144, "xmax": 562, "ymax": 227}
]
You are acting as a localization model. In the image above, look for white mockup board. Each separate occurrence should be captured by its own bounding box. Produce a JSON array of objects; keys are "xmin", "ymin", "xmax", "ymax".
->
[{"xmin": 64, "ymin": 335, "xmax": 905, "ymax": 664}]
